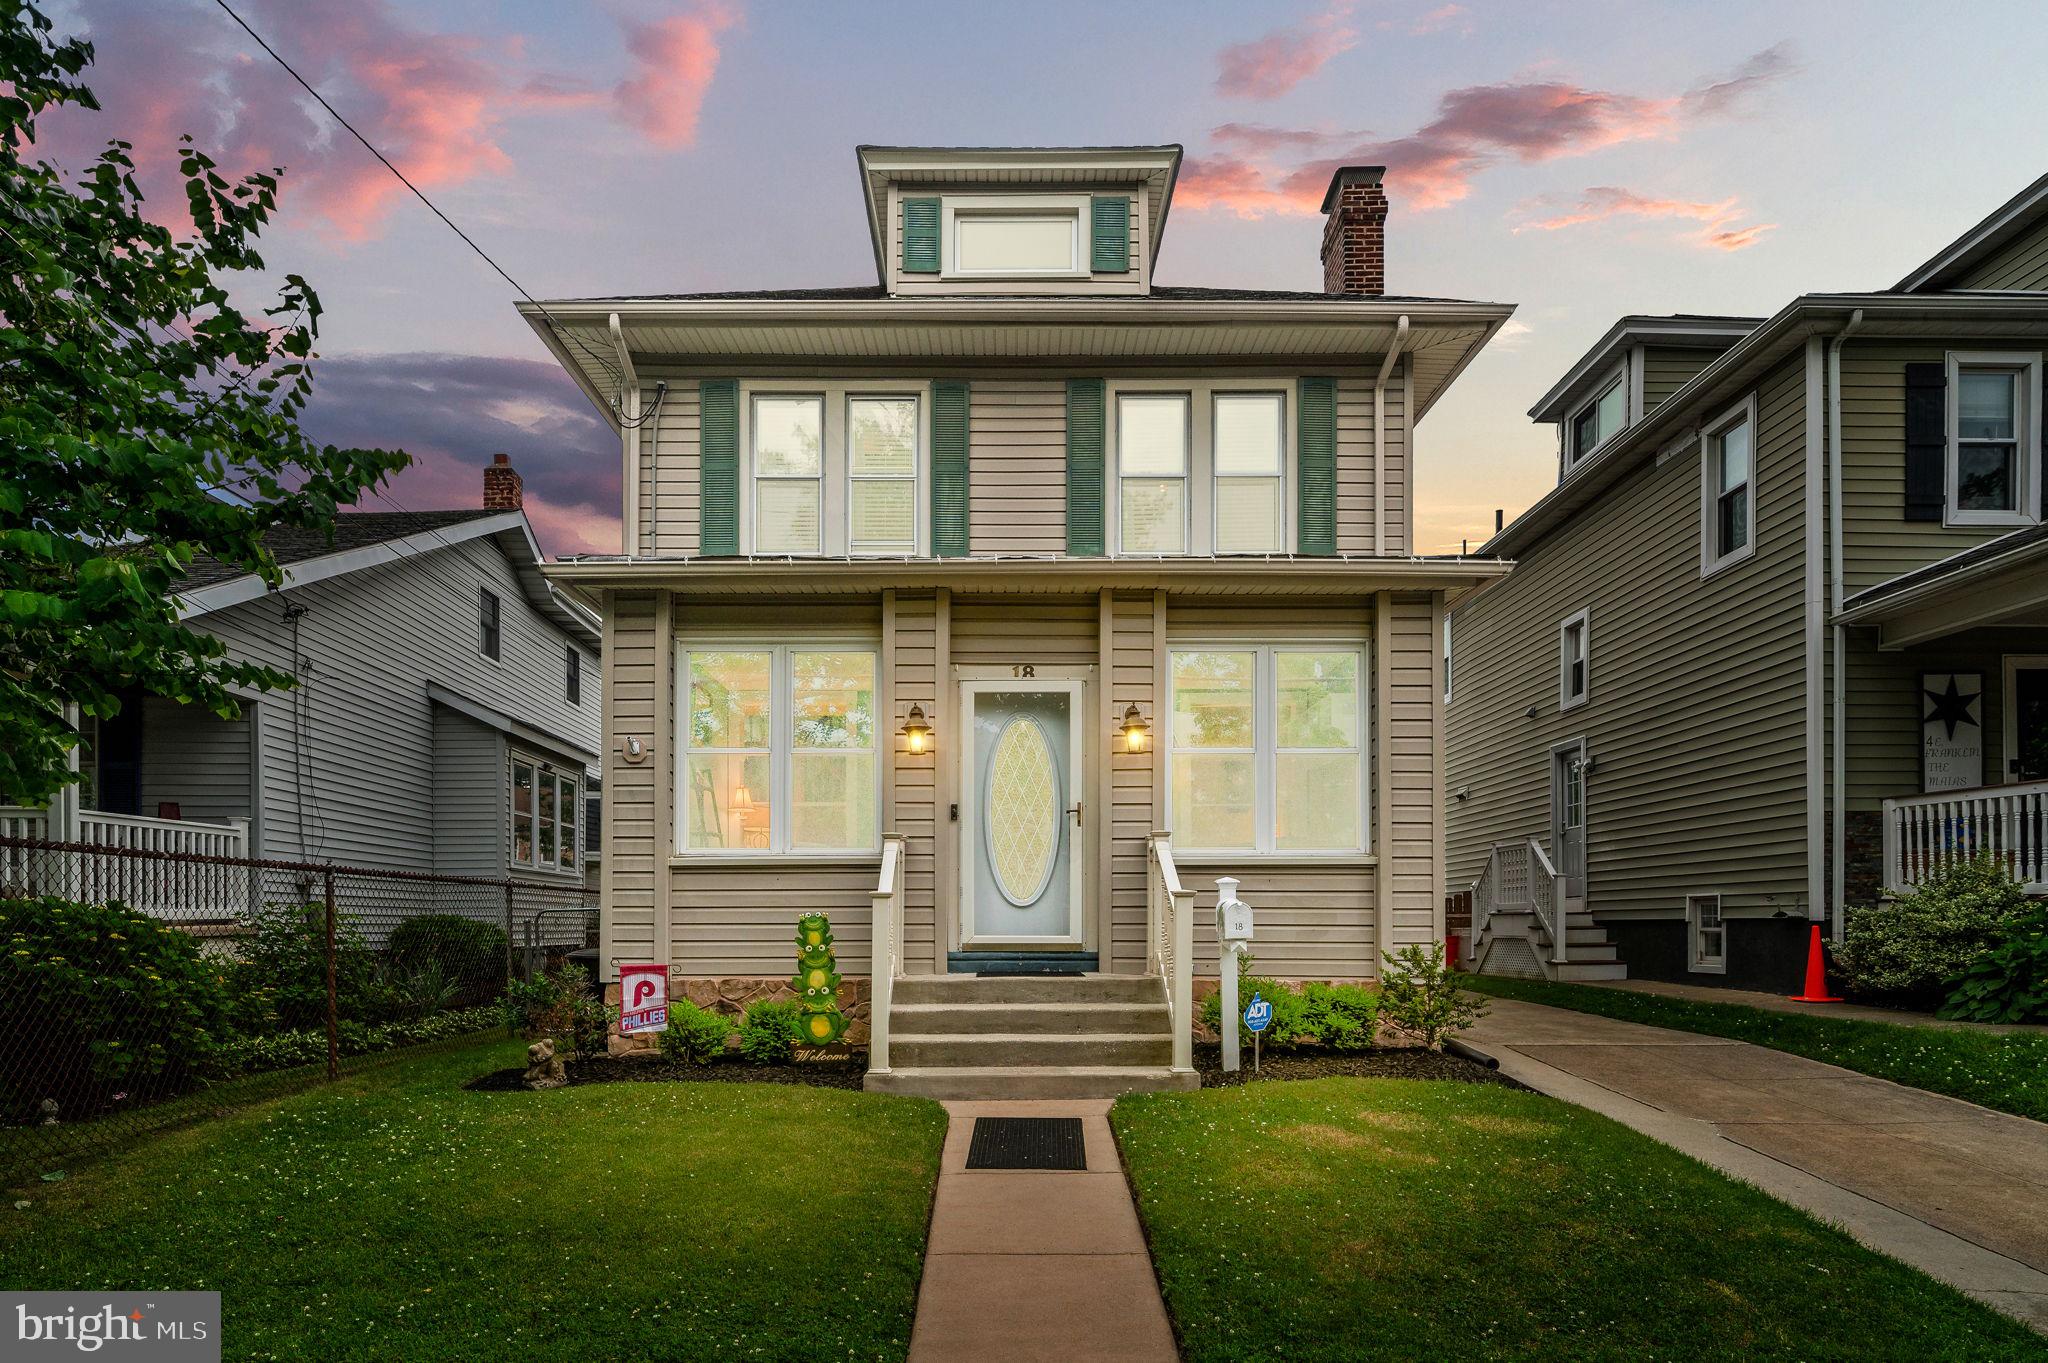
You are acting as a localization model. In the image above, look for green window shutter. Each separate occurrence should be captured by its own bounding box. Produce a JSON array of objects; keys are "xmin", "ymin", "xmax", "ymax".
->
[
  {"xmin": 698, "ymin": 379, "xmax": 739, "ymax": 555},
  {"xmin": 1297, "ymin": 377, "xmax": 1338, "ymax": 555},
  {"xmin": 902, "ymin": 197, "xmax": 941, "ymax": 274},
  {"xmin": 1090, "ymin": 196, "xmax": 1130, "ymax": 273},
  {"xmin": 1066, "ymin": 379, "xmax": 1107, "ymax": 555},
  {"xmin": 932, "ymin": 380, "xmax": 971, "ymax": 558}
]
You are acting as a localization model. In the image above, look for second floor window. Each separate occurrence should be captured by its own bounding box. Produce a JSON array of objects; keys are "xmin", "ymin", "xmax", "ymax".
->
[
  {"xmin": 1114, "ymin": 386, "xmax": 1291, "ymax": 556},
  {"xmin": 849, "ymin": 396, "xmax": 918, "ymax": 554},
  {"xmin": 1559, "ymin": 609, "xmax": 1589, "ymax": 709},
  {"xmin": 1568, "ymin": 371, "xmax": 1626, "ymax": 467},
  {"xmin": 1119, "ymin": 394, "xmax": 1189, "ymax": 554},
  {"xmin": 1213, "ymin": 393, "xmax": 1285, "ymax": 554},
  {"xmin": 1701, "ymin": 395, "xmax": 1757, "ymax": 574},
  {"xmin": 566, "ymin": 646, "xmax": 581, "ymax": 705},
  {"xmin": 479, "ymin": 589, "xmax": 501, "ymax": 661},
  {"xmin": 753, "ymin": 395, "xmax": 824, "ymax": 553},
  {"xmin": 1948, "ymin": 354, "xmax": 2040, "ymax": 526}
]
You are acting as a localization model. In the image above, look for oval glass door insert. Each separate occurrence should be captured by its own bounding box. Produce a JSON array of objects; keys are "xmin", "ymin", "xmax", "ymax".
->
[{"xmin": 984, "ymin": 716, "xmax": 1060, "ymax": 907}]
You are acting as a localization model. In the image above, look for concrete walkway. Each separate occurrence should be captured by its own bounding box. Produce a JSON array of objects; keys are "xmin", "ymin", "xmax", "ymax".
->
[
  {"xmin": 1464, "ymin": 997, "xmax": 2048, "ymax": 1334},
  {"xmin": 908, "ymin": 1100, "xmax": 1177, "ymax": 1363},
  {"xmin": 1594, "ymin": 977, "xmax": 2047, "ymax": 1034}
]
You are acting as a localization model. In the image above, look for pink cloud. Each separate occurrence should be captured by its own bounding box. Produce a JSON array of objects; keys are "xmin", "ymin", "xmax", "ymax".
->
[
  {"xmin": 1514, "ymin": 186, "xmax": 1777, "ymax": 252},
  {"xmin": 1185, "ymin": 44, "xmax": 1796, "ymax": 219},
  {"xmin": 1380, "ymin": 5, "xmax": 1475, "ymax": 38},
  {"xmin": 614, "ymin": 3, "xmax": 740, "ymax": 149},
  {"xmin": 1215, "ymin": 5, "xmax": 1357, "ymax": 100}
]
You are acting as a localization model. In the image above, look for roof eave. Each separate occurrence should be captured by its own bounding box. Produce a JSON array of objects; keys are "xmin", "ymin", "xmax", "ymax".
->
[{"xmin": 1527, "ymin": 316, "xmax": 1762, "ymax": 423}]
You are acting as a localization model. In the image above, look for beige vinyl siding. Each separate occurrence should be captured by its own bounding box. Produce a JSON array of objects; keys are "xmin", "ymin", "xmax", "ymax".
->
[
  {"xmin": 638, "ymin": 382, "xmax": 701, "ymax": 557},
  {"xmin": 951, "ymin": 598, "xmax": 1096, "ymax": 668},
  {"xmin": 968, "ymin": 380, "xmax": 1068, "ymax": 554},
  {"xmin": 1335, "ymin": 377, "xmax": 1407, "ymax": 554},
  {"xmin": 1106, "ymin": 591, "xmax": 1159, "ymax": 972},
  {"xmin": 602, "ymin": 592, "xmax": 659, "ymax": 969},
  {"xmin": 889, "ymin": 592, "xmax": 941, "ymax": 966},
  {"xmin": 1641, "ymin": 347, "xmax": 1717, "ymax": 412},
  {"xmin": 671, "ymin": 863, "xmax": 877, "ymax": 976},
  {"xmin": 1447, "ymin": 354, "xmax": 1810, "ymax": 916},
  {"xmin": 1839, "ymin": 342, "xmax": 2034, "ymax": 595},
  {"xmin": 1952, "ymin": 216, "xmax": 2048, "ymax": 291}
]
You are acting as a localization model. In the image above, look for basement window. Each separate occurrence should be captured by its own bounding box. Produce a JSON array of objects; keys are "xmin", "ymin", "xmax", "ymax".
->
[{"xmin": 1687, "ymin": 894, "xmax": 1727, "ymax": 974}]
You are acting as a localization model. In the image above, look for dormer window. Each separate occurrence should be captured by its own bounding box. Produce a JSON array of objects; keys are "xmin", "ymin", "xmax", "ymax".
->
[
  {"xmin": 943, "ymin": 196, "xmax": 1089, "ymax": 279},
  {"xmin": 1568, "ymin": 370, "xmax": 1627, "ymax": 468}
]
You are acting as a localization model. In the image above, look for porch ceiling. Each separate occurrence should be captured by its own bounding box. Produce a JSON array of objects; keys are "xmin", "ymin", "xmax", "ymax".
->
[{"xmin": 1839, "ymin": 524, "xmax": 2048, "ymax": 648}]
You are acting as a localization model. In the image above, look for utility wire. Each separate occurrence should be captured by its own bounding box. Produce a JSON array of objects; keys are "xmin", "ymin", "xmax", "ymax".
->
[{"xmin": 208, "ymin": 0, "xmax": 632, "ymax": 404}]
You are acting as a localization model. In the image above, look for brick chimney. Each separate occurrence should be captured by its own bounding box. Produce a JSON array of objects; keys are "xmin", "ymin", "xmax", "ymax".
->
[
  {"xmin": 1320, "ymin": 165, "xmax": 1388, "ymax": 297},
  {"xmin": 483, "ymin": 452, "xmax": 523, "ymax": 510}
]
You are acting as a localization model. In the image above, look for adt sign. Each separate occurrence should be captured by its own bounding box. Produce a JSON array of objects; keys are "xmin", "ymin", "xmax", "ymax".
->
[{"xmin": 1243, "ymin": 992, "xmax": 1272, "ymax": 1035}]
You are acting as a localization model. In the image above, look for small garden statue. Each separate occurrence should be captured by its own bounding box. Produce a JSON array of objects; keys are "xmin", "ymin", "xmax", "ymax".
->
[
  {"xmin": 792, "ymin": 913, "xmax": 850, "ymax": 1047},
  {"xmin": 523, "ymin": 1038, "xmax": 567, "ymax": 1090}
]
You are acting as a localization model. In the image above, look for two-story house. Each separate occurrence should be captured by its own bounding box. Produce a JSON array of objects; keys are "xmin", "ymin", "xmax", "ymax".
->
[
  {"xmin": 530, "ymin": 144, "xmax": 1514, "ymax": 1096},
  {"xmin": 5, "ymin": 456, "xmax": 604, "ymax": 913},
  {"xmin": 1448, "ymin": 172, "xmax": 2048, "ymax": 993}
]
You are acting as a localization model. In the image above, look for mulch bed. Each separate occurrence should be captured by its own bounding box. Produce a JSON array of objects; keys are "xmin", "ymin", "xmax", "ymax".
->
[
  {"xmin": 465, "ymin": 1051, "xmax": 870, "ymax": 1093},
  {"xmin": 1192, "ymin": 1041, "xmax": 1523, "ymax": 1089}
]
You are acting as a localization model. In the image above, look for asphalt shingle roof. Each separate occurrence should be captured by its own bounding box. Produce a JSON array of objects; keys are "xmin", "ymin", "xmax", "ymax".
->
[
  {"xmin": 1843, "ymin": 520, "xmax": 2048, "ymax": 611},
  {"xmin": 175, "ymin": 509, "xmax": 505, "ymax": 591}
]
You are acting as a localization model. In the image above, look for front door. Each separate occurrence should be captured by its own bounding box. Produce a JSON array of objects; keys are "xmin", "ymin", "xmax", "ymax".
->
[
  {"xmin": 2009, "ymin": 659, "xmax": 2048, "ymax": 782},
  {"xmin": 960, "ymin": 684, "xmax": 1084, "ymax": 948},
  {"xmin": 1552, "ymin": 745, "xmax": 1586, "ymax": 893}
]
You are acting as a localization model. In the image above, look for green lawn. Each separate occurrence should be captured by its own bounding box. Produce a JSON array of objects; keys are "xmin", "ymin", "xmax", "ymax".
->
[
  {"xmin": 1460, "ymin": 974, "xmax": 2048, "ymax": 1122},
  {"xmin": 1114, "ymin": 1078, "xmax": 2042, "ymax": 1363},
  {"xmin": 1, "ymin": 1038, "xmax": 947, "ymax": 1362}
]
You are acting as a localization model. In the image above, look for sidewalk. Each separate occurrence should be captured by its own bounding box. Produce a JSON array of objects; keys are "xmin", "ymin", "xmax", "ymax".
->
[
  {"xmin": 908, "ymin": 1100, "xmax": 1177, "ymax": 1363},
  {"xmin": 1464, "ymin": 996, "xmax": 2048, "ymax": 1334},
  {"xmin": 1592, "ymin": 977, "xmax": 2046, "ymax": 1034}
]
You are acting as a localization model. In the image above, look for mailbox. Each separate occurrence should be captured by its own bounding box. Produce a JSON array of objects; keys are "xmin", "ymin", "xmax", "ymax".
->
[{"xmin": 1216, "ymin": 876, "xmax": 1254, "ymax": 943}]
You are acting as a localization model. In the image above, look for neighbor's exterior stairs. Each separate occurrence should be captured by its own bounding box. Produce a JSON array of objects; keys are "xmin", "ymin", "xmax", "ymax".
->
[
  {"xmin": 1473, "ymin": 896, "xmax": 1628, "ymax": 983},
  {"xmin": 863, "ymin": 974, "xmax": 1201, "ymax": 1100}
]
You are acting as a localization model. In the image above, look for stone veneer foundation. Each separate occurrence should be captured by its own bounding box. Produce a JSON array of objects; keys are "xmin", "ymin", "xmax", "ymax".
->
[{"xmin": 606, "ymin": 974, "xmax": 873, "ymax": 1055}]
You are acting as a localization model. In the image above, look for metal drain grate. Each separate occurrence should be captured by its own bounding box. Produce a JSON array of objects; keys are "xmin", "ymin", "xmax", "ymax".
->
[{"xmin": 965, "ymin": 1116, "xmax": 1086, "ymax": 1170}]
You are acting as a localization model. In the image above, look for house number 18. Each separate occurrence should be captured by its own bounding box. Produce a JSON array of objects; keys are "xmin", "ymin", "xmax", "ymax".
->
[{"xmin": 1012, "ymin": 665, "xmax": 1035, "ymax": 678}]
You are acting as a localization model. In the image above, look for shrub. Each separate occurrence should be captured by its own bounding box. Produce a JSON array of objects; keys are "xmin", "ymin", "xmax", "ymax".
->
[
  {"xmin": 502, "ymin": 964, "xmax": 611, "ymax": 1057},
  {"xmin": 1379, "ymin": 944, "xmax": 1485, "ymax": 1051},
  {"xmin": 658, "ymin": 1000, "xmax": 733, "ymax": 1065},
  {"xmin": 1940, "ymin": 902, "xmax": 2048, "ymax": 1024},
  {"xmin": 385, "ymin": 915, "xmax": 508, "ymax": 1008},
  {"xmin": 208, "ymin": 1004, "xmax": 502, "ymax": 1077},
  {"xmin": 1300, "ymin": 982, "xmax": 1381, "ymax": 1051},
  {"xmin": 1838, "ymin": 854, "xmax": 2028, "ymax": 1007},
  {"xmin": 234, "ymin": 900, "xmax": 382, "ymax": 1029},
  {"xmin": 1199, "ymin": 974, "xmax": 1308, "ymax": 1049},
  {"xmin": 0, "ymin": 896, "xmax": 232, "ymax": 1120},
  {"xmin": 738, "ymin": 999, "xmax": 802, "ymax": 1065}
]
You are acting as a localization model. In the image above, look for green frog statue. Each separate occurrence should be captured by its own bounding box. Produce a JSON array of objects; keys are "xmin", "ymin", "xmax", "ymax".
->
[{"xmin": 792, "ymin": 913, "xmax": 850, "ymax": 1046}]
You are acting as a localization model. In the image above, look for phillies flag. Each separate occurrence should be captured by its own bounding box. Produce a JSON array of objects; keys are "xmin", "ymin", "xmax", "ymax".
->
[{"xmin": 618, "ymin": 963, "xmax": 669, "ymax": 1034}]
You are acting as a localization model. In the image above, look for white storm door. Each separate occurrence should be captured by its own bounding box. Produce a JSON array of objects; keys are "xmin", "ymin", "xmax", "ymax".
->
[{"xmin": 960, "ymin": 683, "xmax": 1085, "ymax": 946}]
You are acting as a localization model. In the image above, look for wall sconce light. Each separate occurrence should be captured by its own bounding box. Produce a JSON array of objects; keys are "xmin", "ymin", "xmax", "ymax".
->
[
  {"xmin": 899, "ymin": 703, "xmax": 934, "ymax": 755},
  {"xmin": 1119, "ymin": 703, "xmax": 1152, "ymax": 753}
]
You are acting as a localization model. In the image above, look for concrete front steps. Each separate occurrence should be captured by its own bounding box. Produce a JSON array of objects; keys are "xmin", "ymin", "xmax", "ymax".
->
[{"xmin": 863, "ymin": 974, "xmax": 1200, "ymax": 1100}]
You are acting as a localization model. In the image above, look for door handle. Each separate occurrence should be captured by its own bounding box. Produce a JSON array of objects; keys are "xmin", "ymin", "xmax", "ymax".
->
[{"xmin": 1068, "ymin": 802, "xmax": 1083, "ymax": 826}]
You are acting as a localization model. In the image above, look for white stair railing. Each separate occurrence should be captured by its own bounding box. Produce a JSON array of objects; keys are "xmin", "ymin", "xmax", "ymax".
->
[
  {"xmin": 1884, "ymin": 781, "xmax": 2048, "ymax": 893},
  {"xmin": 1526, "ymin": 837, "xmax": 1566, "ymax": 966},
  {"xmin": 867, "ymin": 833, "xmax": 907, "ymax": 1075},
  {"xmin": 1146, "ymin": 832, "xmax": 1196, "ymax": 1076}
]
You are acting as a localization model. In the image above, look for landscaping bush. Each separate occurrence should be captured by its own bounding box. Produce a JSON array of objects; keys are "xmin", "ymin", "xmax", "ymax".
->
[
  {"xmin": 207, "ymin": 1004, "xmax": 503, "ymax": 1077},
  {"xmin": 1838, "ymin": 854, "xmax": 2028, "ymax": 1007},
  {"xmin": 1379, "ymin": 943, "xmax": 1484, "ymax": 1051},
  {"xmin": 658, "ymin": 1000, "xmax": 734, "ymax": 1065},
  {"xmin": 1196, "ymin": 974, "xmax": 1380, "ymax": 1051},
  {"xmin": 385, "ymin": 915, "xmax": 508, "ymax": 1009},
  {"xmin": 0, "ymin": 896, "xmax": 232, "ymax": 1121},
  {"xmin": 502, "ymin": 964, "xmax": 612, "ymax": 1058},
  {"xmin": 738, "ymin": 999, "xmax": 802, "ymax": 1065},
  {"xmin": 234, "ymin": 900, "xmax": 382, "ymax": 1029},
  {"xmin": 1940, "ymin": 900, "xmax": 2048, "ymax": 1024}
]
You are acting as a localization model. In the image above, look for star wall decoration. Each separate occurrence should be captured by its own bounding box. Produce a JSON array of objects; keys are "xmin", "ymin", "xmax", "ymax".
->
[{"xmin": 1922, "ymin": 675, "xmax": 1980, "ymax": 740}]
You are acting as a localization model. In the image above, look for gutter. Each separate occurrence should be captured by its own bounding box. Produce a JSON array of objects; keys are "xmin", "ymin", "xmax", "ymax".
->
[
  {"xmin": 1827, "ymin": 308, "xmax": 1865, "ymax": 941},
  {"xmin": 1375, "ymin": 315, "xmax": 1409, "ymax": 553}
]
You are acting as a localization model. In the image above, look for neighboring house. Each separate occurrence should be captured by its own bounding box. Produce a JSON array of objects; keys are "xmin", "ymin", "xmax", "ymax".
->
[
  {"xmin": 5, "ymin": 457, "xmax": 603, "ymax": 906},
  {"xmin": 1447, "ymin": 173, "xmax": 2048, "ymax": 992},
  {"xmin": 526, "ymin": 144, "xmax": 1514, "ymax": 1096}
]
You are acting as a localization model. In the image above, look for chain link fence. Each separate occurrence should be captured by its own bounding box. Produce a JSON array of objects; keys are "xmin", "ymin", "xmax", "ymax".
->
[{"xmin": 0, "ymin": 836, "xmax": 595, "ymax": 1185}]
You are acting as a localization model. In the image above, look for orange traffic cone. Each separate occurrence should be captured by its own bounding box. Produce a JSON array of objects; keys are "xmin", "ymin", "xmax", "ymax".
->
[{"xmin": 1788, "ymin": 924, "xmax": 1843, "ymax": 1003}]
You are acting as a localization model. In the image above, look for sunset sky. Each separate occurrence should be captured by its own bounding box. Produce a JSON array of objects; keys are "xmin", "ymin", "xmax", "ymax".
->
[{"xmin": 38, "ymin": 0, "xmax": 2048, "ymax": 557}]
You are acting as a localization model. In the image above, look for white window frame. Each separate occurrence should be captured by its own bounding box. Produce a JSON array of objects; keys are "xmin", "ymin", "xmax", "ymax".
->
[
  {"xmin": 1107, "ymin": 379, "xmax": 1297, "ymax": 557},
  {"xmin": 738, "ymin": 381, "xmax": 931, "ymax": 557},
  {"xmin": 1165, "ymin": 642, "xmax": 1370, "ymax": 858},
  {"xmin": 1699, "ymin": 393, "xmax": 1759, "ymax": 577},
  {"xmin": 845, "ymin": 392, "xmax": 922, "ymax": 556},
  {"xmin": 1210, "ymin": 390, "xmax": 1289, "ymax": 556},
  {"xmin": 674, "ymin": 639, "xmax": 883, "ymax": 860},
  {"xmin": 478, "ymin": 587, "xmax": 501, "ymax": 661},
  {"xmin": 1558, "ymin": 608, "xmax": 1590, "ymax": 711},
  {"xmin": 940, "ymin": 193, "xmax": 1090, "ymax": 280},
  {"xmin": 748, "ymin": 391, "xmax": 826, "ymax": 556},
  {"xmin": 1443, "ymin": 613, "xmax": 1454, "ymax": 706},
  {"xmin": 1944, "ymin": 351, "xmax": 2042, "ymax": 528},
  {"xmin": 1566, "ymin": 361, "xmax": 1629, "ymax": 469},
  {"xmin": 1115, "ymin": 390, "xmax": 1191, "ymax": 557},
  {"xmin": 1686, "ymin": 893, "xmax": 1728, "ymax": 974},
  {"xmin": 510, "ymin": 755, "xmax": 579, "ymax": 874}
]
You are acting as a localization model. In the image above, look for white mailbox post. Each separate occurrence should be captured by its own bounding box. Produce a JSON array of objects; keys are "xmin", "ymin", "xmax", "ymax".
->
[{"xmin": 1215, "ymin": 877, "xmax": 1254, "ymax": 1072}]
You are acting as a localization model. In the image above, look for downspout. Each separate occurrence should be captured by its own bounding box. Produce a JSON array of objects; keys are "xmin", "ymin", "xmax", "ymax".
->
[
  {"xmin": 609, "ymin": 312, "xmax": 639, "ymax": 557},
  {"xmin": 1802, "ymin": 336, "xmax": 1827, "ymax": 927},
  {"xmin": 1828, "ymin": 308, "xmax": 1865, "ymax": 941},
  {"xmin": 1374, "ymin": 314, "xmax": 1410, "ymax": 555}
]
